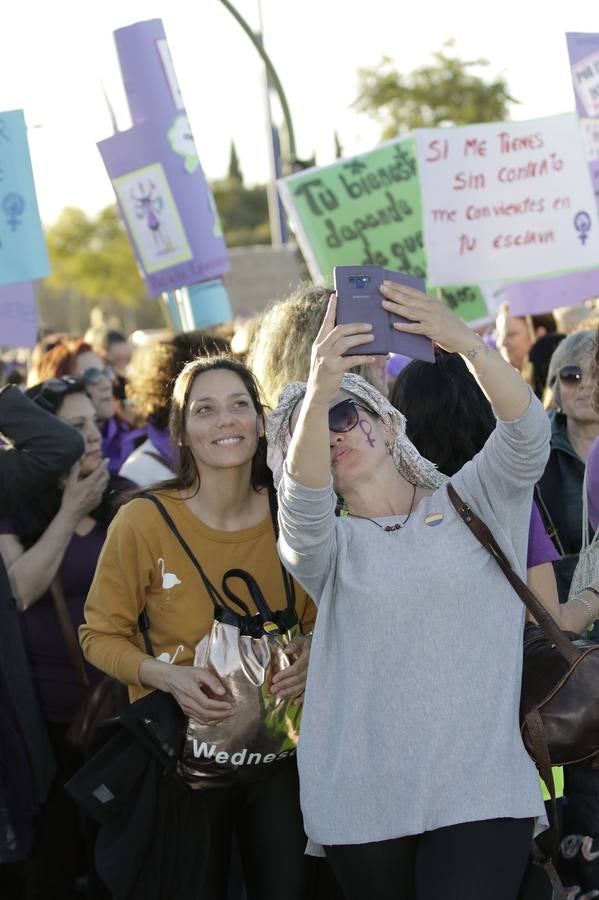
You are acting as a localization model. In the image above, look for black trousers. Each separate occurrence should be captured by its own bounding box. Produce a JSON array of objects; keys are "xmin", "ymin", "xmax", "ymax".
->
[
  {"xmin": 200, "ymin": 760, "xmax": 341, "ymax": 900},
  {"xmin": 325, "ymin": 817, "xmax": 534, "ymax": 900}
]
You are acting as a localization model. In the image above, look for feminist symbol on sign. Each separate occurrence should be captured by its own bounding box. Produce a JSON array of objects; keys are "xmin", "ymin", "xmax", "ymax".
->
[
  {"xmin": 2, "ymin": 193, "xmax": 25, "ymax": 231},
  {"xmin": 574, "ymin": 210, "xmax": 592, "ymax": 245}
]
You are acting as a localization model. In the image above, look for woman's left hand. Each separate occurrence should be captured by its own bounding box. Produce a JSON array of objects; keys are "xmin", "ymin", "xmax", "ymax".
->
[
  {"xmin": 380, "ymin": 280, "xmax": 477, "ymax": 356},
  {"xmin": 270, "ymin": 634, "xmax": 311, "ymax": 705}
]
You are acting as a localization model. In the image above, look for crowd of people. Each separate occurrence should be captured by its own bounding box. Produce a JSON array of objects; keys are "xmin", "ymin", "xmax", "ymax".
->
[{"xmin": 1, "ymin": 285, "xmax": 599, "ymax": 900}]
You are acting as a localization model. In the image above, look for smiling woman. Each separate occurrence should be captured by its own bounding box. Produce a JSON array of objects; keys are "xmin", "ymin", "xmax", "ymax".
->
[{"xmin": 80, "ymin": 356, "xmax": 320, "ymax": 899}]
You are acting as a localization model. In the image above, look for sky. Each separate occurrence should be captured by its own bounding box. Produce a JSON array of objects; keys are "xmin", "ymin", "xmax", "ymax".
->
[{"xmin": 3, "ymin": 0, "xmax": 599, "ymax": 225}]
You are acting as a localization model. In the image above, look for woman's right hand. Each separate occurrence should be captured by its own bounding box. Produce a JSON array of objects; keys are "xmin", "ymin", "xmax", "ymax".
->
[
  {"xmin": 307, "ymin": 293, "xmax": 375, "ymax": 404},
  {"xmin": 164, "ymin": 664, "xmax": 234, "ymax": 724},
  {"xmin": 60, "ymin": 459, "xmax": 110, "ymax": 522}
]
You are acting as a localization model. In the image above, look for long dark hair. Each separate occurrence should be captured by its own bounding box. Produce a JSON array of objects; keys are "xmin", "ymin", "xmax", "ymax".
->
[
  {"xmin": 390, "ymin": 349, "xmax": 496, "ymax": 476},
  {"xmin": 131, "ymin": 355, "xmax": 271, "ymax": 500}
]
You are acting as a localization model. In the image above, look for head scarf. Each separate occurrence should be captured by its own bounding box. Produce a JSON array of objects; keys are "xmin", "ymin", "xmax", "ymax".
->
[{"xmin": 266, "ymin": 373, "xmax": 447, "ymax": 490}]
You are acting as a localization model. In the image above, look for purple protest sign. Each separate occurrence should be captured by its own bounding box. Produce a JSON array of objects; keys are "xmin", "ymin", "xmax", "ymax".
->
[
  {"xmin": 98, "ymin": 20, "xmax": 229, "ymax": 297},
  {"xmin": 503, "ymin": 268, "xmax": 599, "ymax": 316},
  {"xmin": 566, "ymin": 33, "xmax": 599, "ymax": 119},
  {"xmin": 0, "ymin": 280, "xmax": 38, "ymax": 348}
]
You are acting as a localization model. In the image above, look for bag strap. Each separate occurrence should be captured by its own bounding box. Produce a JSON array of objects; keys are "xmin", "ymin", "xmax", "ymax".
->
[
  {"xmin": 50, "ymin": 577, "xmax": 90, "ymax": 690},
  {"xmin": 267, "ymin": 481, "xmax": 296, "ymax": 615},
  {"xmin": 447, "ymin": 484, "xmax": 579, "ymax": 666},
  {"xmin": 534, "ymin": 484, "xmax": 566, "ymax": 557},
  {"xmin": 447, "ymin": 485, "xmax": 568, "ymax": 898},
  {"xmin": 143, "ymin": 493, "xmax": 224, "ymax": 610}
]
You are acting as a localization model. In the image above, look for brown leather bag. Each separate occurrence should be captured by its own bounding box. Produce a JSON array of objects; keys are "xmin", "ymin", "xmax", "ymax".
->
[{"xmin": 448, "ymin": 485, "xmax": 599, "ymax": 899}]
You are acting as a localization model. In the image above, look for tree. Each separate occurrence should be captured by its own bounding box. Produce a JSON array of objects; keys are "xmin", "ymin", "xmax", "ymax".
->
[
  {"xmin": 353, "ymin": 40, "xmax": 517, "ymax": 139},
  {"xmin": 211, "ymin": 178, "xmax": 271, "ymax": 247},
  {"xmin": 227, "ymin": 140, "xmax": 244, "ymax": 183},
  {"xmin": 45, "ymin": 205, "xmax": 147, "ymax": 308}
]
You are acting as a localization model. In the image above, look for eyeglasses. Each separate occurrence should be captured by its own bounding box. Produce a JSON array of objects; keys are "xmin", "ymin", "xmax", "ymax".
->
[
  {"xmin": 29, "ymin": 376, "xmax": 83, "ymax": 413},
  {"xmin": 328, "ymin": 399, "xmax": 376, "ymax": 433},
  {"xmin": 558, "ymin": 365, "xmax": 583, "ymax": 386},
  {"xmin": 82, "ymin": 366, "xmax": 114, "ymax": 384}
]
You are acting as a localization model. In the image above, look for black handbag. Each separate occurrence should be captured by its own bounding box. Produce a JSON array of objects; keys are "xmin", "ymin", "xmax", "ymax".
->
[{"xmin": 449, "ymin": 484, "xmax": 599, "ymax": 899}]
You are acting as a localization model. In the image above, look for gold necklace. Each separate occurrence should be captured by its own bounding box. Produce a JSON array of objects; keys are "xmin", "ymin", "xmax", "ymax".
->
[{"xmin": 347, "ymin": 483, "xmax": 417, "ymax": 532}]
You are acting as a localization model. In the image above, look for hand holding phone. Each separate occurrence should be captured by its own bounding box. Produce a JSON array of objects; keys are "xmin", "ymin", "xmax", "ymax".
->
[{"xmin": 333, "ymin": 265, "xmax": 435, "ymax": 363}]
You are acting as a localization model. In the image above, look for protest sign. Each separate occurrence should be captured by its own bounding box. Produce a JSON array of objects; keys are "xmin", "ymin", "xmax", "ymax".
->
[
  {"xmin": 0, "ymin": 110, "xmax": 49, "ymax": 287},
  {"xmin": 415, "ymin": 113, "xmax": 599, "ymax": 287},
  {"xmin": 567, "ymin": 33, "xmax": 599, "ymax": 119},
  {"xmin": 0, "ymin": 280, "xmax": 38, "ymax": 348},
  {"xmin": 98, "ymin": 20, "xmax": 229, "ymax": 297},
  {"xmin": 277, "ymin": 138, "xmax": 491, "ymax": 324},
  {"xmin": 503, "ymin": 268, "xmax": 599, "ymax": 317}
]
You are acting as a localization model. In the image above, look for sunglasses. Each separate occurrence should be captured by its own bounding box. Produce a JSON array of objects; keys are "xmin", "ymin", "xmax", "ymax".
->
[
  {"xmin": 558, "ymin": 365, "xmax": 583, "ymax": 386},
  {"xmin": 30, "ymin": 376, "xmax": 84, "ymax": 413},
  {"xmin": 328, "ymin": 399, "xmax": 376, "ymax": 433},
  {"xmin": 82, "ymin": 366, "xmax": 114, "ymax": 384}
]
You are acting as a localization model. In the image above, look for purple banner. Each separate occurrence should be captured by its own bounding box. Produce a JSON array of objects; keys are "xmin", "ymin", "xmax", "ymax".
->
[
  {"xmin": 0, "ymin": 280, "xmax": 38, "ymax": 348},
  {"xmin": 566, "ymin": 33, "xmax": 599, "ymax": 119},
  {"xmin": 98, "ymin": 20, "xmax": 229, "ymax": 298},
  {"xmin": 504, "ymin": 268, "xmax": 599, "ymax": 316}
]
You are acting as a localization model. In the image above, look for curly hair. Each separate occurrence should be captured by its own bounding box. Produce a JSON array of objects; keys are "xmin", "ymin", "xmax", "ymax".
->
[
  {"xmin": 245, "ymin": 283, "xmax": 330, "ymax": 408},
  {"xmin": 125, "ymin": 331, "xmax": 230, "ymax": 429}
]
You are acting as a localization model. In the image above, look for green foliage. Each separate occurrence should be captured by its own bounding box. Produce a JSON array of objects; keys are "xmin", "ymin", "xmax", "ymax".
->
[
  {"xmin": 211, "ymin": 179, "xmax": 271, "ymax": 246},
  {"xmin": 354, "ymin": 40, "xmax": 517, "ymax": 139},
  {"xmin": 45, "ymin": 205, "xmax": 147, "ymax": 308},
  {"xmin": 227, "ymin": 140, "xmax": 244, "ymax": 183}
]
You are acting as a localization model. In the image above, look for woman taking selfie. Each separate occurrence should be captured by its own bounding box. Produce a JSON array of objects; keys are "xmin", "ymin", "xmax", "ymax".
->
[
  {"xmin": 268, "ymin": 281, "xmax": 551, "ymax": 900},
  {"xmin": 80, "ymin": 356, "xmax": 319, "ymax": 900}
]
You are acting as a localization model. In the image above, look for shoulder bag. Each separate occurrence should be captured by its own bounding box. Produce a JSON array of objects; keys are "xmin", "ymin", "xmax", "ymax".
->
[{"xmin": 143, "ymin": 490, "xmax": 303, "ymax": 789}]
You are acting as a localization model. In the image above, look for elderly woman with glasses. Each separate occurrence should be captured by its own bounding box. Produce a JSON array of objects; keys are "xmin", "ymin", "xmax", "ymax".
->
[
  {"xmin": 536, "ymin": 330, "xmax": 599, "ymax": 601},
  {"xmin": 268, "ymin": 283, "xmax": 552, "ymax": 900},
  {"xmin": 30, "ymin": 337, "xmax": 145, "ymax": 475}
]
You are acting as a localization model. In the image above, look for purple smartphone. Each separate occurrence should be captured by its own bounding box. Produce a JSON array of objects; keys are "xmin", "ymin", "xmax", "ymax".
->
[{"xmin": 333, "ymin": 265, "xmax": 435, "ymax": 363}]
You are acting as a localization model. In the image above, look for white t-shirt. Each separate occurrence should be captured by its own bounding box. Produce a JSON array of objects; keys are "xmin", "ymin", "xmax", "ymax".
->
[{"xmin": 119, "ymin": 438, "xmax": 173, "ymax": 487}]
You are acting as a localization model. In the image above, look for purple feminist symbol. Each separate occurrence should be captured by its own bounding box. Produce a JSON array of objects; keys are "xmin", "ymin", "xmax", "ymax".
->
[
  {"xmin": 2, "ymin": 193, "xmax": 25, "ymax": 231},
  {"xmin": 358, "ymin": 419, "xmax": 376, "ymax": 447},
  {"xmin": 574, "ymin": 211, "xmax": 592, "ymax": 245}
]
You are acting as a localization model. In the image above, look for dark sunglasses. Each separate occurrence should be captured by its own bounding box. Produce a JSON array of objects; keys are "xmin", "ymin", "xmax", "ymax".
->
[
  {"xmin": 28, "ymin": 376, "xmax": 84, "ymax": 413},
  {"xmin": 328, "ymin": 399, "xmax": 376, "ymax": 433},
  {"xmin": 558, "ymin": 365, "xmax": 583, "ymax": 386},
  {"xmin": 82, "ymin": 365, "xmax": 114, "ymax": 384}
]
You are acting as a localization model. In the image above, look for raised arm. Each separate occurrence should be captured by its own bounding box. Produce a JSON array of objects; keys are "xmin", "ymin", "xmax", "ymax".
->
[
  {"xmin": 379, "ymin": 281, "xmax": 531, "ymax": 422},
  {"xmin": 285, "ymin": 294, "xmax": 375, "ymax": 488},
  {"xmin": 0, "ymin": 385, "xmax": 84, "ymax": 510}
]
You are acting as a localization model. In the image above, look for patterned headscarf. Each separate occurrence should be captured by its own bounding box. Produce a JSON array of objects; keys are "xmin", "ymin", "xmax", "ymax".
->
[{"xmin": 266, "ymin": 373, "xmax": 447, "ymax": 490}]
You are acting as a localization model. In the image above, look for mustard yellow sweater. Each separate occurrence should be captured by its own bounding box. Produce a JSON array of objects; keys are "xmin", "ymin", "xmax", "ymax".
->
[{"xmin": 80, "ymin": 492, "xmax": 316, "ymax": 703}]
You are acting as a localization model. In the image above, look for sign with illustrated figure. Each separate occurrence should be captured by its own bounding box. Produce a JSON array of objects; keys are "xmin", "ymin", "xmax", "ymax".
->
[
  {"xmin": 98, "ymin": 20, "xmax": 229, "ymax": 297},
  {"xmin": 415, "ymin": 113, "xmax": 599, "ymax": 287},
  {"xmin": 0, "ymin": 110, "xmax": 49, "ymax": 287}
]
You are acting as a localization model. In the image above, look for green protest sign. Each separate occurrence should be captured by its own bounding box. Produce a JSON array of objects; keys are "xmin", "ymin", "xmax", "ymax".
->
[{"xmin": 278, "ymin": 137, "xmax": 491, "ymax": 324}]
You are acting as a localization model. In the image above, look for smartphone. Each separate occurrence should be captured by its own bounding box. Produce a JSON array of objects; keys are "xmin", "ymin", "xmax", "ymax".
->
[{"xmin": 333, "ymin": 265, "xmax": 435, "ymax": 363}]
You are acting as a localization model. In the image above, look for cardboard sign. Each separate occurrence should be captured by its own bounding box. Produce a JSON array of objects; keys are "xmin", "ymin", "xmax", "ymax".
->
[
  {"xmin": 0, "ymin": 280, "xmax": 38, "ymax": 348},
  {"xmin": 503, "ymin": 268, "xmax": 599, "ymax": 316},
  {"xmin": 98, "ymin": 20, "xmax": 229, "ymax": 297},
  {"xmin": 277, "ymin": 138, "xmax": 491, "ymax": 324},
  {"xmin": 0, "ymin": 110, "xmax": 49, "ymax": 287},
  {"xmin": 415, "ymin": 113, "xmax": 599, "ymax": 287},
  {"xmin": 567, "ymin": 33, "xmax": 599, "ymax": 119}
]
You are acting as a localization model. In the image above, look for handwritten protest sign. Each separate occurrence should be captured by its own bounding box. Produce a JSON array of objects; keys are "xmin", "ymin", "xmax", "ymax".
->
[
  {"xmin": 567, "ymin": 33, "xmax": 599, "ymax": 119},
  {"xmin": 277, "ymin": 139, "xmax": 491, "ymax": 323},
  {"xmin": 0, "ymin": 110, "xmax": 49, "ymax": 287},
  {"xmin": 0, "ymin": 280, "xmax": 38, "ymax": 348},
  {"xmin": 415, "ymin": 113, "xmax": 599, "ymax": 287}
]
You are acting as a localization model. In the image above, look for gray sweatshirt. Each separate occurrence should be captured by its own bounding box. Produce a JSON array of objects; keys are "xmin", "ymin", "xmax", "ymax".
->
[{"xmin": 277, "ymin": 393, "xmax": 551, "ymax": 848}]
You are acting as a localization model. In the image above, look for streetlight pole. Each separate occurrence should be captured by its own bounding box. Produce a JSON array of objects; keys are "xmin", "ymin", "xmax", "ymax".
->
[{"xmin": 216, "ymin": 0, "xmax": 297, "ymax": 168}]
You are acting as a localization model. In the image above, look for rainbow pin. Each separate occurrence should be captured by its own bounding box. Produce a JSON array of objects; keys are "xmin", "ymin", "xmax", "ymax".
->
[{"xmin": 424, "ymin": 513, "xmax": 444, "ymax": 527}]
